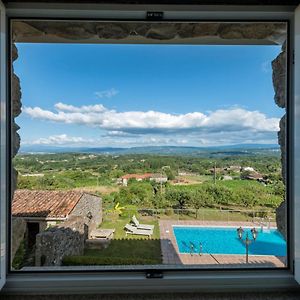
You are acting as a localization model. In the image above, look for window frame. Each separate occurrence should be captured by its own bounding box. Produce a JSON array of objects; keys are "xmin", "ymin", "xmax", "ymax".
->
[
  {"xmin": 0, "ymin": 0, "xmax": 7, "ymax": 290},
  {"xmin": 1, "ymin": 2, "xmax": 299, "ymax": 294},
  {"xmin": 7, "ymin": 18, "xmax": 292, "ymax": 274}
]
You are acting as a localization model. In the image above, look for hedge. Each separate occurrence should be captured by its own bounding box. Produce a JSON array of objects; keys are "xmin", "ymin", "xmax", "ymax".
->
[{"xmin": 62, "ymin": 255, "xmax": 159, "ymax": 266}]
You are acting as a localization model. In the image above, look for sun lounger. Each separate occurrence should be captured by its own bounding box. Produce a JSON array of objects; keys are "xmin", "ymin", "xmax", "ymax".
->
[
  {"xmin": 131, "ymin": 215, "xmax": 154, "ymax": 231},
  {"xmin": 124, "ymin": 224, "xmax": 153, "ymax": 237},
  {"xmin": 90, "ymin": 229, "xmax": 115, "ymax": 240}
]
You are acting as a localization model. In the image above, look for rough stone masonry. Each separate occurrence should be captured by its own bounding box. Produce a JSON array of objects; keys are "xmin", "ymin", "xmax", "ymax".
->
[{"xmin": 35, "ymin": 216, "xmax": 88, "ymax": 266}]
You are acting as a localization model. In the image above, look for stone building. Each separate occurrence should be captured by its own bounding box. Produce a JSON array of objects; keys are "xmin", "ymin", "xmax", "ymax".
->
[
  {"xmin": 12, "ymin": 190, "xmax": 102, "ymax": 260},
  {"xmin": 120, "ymin": 173, "xmax": 168, "ymax": 186},
  {"xmin": 149, "ymin": 173, "xmax": 168, "ymax": 184}
]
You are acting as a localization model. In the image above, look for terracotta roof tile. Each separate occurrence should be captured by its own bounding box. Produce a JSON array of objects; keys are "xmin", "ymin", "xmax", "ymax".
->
[
  {"xmin": 12, "ymin": 190, "xmax": 85, "ymax": 218},
  {"xmin": 121, "ymin": 173, "xmax": 152, "ymax": 180}
]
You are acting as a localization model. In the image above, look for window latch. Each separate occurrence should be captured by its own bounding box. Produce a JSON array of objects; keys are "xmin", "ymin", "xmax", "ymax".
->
[
  {"xmin": 146, "ymin": 270, "xmax": 164, "ymax": 279},
  {"xmin": 146, "ymin": 12, "xmax": 164, "ymax": 21}
]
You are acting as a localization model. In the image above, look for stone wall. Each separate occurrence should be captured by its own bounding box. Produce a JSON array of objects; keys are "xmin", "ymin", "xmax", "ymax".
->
[
  {"xmin": 35, "ymin": 216, "xmax": 88, "ymax": 267},
  {"xmin": 70, "ymin": 193, "xmax": 102, "ymax": 236},
  {"xmin": 34, "ymin": 193, "xmax": 102, "ymax": 266},
  {"xmin": 272, "ymin": 42, "xmax": 287, "ymax": 238},
  {"xmin": 11, "ymin": 43, "xmax": 23, "ymax": 263},
  {"xmin": 11, "ymin": 44, "xmax": 22, "ymax": 195},
  {"xmin": 11, "ymin": 217, "xmax": 26, "ymax": 262},
  {"xmin": 12, "ymin": 21, "xmax": 287, "ymax": 45}
]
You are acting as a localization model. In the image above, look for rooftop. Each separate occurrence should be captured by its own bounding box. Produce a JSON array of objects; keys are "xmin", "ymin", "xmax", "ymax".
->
[
  {"xmin": 12, "ymin": 190, "xmax": 89, "ymax": 219},
  {"xmin": 121, "ymin": 173, "xmax": 152, "ymax": 180}
]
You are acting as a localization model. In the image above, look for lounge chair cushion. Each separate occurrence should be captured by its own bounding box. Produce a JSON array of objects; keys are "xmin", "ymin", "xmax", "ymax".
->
[
  {"xmin": 124, "ymin": 224, "xmax": 136, "ymax": 232},
  {"xmin": 90, "ymin": 229, "xmax": 115, "ymax": 239},
  {"xmin": 131, "ymin": 215, "xmax": 154, "ymax": 231},
  {"xmin": 124, "ymin": 223, "xmax": 153, "ymax": 237},
  {"xmin": 132, "ymin": 215, "xmax": 140, "ymax": 226}
]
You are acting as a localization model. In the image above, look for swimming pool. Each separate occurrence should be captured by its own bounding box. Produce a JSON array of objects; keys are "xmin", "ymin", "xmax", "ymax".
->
[{"xmin": 173, "ymin": 226, "xmax": 287, "ymax": 256}]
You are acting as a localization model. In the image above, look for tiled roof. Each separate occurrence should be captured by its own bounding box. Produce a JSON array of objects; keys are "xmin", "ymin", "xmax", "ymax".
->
[
  {"xmin": 121, "ymin": 173, "xmax": 152, "ymax": 180},
  {"xmin": 12, "ymin": 190, "xmax": 85, "ymax": 218},
  {"xmin": 247, "ymin": 173, "xmax": 264, "ymax": 179}
]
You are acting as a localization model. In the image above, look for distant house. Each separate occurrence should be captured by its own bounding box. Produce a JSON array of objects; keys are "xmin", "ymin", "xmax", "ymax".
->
[
  {"xmin": 149, "ymin": 173, "xmax": 168, "ymax": 184},
  {"xmin": 120, "ymin": 173, "xmax": 168, "ymax": 186},
  {"xmin": 224, "ymin": 166, "xmax": 241, "ymax": 172},
  {"xmin": 20, "ymin": 173, "xmax": 45, "ymax": 177},
  {"xmin": 244, "ymin": 172, "xmax": 264, "ymax": 181},
  {"xmin": 242, "ymin": 167, "xmax": 255, "ymax": 172},
  {"xmin": 121, "ymin": 173, "xmax": 153, "ymax": 186},
  {"xmin": 12, "ymin": 190, "xmax": 102, "ymax": 255}
]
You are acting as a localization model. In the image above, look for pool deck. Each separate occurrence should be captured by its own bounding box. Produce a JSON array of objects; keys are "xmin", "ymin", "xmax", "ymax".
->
[{"xmin": 159, "ymin": 220, "xmax": 286, "ymax": 268}]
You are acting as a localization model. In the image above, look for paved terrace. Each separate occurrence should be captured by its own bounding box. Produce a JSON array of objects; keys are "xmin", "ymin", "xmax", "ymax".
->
[{"xmin": 159, "ymin": 220, "xmax": 286, "ymax": 268}]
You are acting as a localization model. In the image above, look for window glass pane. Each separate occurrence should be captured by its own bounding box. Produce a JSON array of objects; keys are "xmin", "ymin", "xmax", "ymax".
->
[{"xmin": 10, "ymin": 20, "xmax": 288, "ymax": 271}]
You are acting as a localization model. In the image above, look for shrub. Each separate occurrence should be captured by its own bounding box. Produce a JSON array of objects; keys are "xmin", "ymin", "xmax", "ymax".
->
[
  {"xmin": 165, "ymin": 208, "xmax": 174, "ymax": 216},
  {"xmin": 119, "ymin": 204, "xmax": 138, "ymax": 218},
  {"xmin": 62, "ymin": 256, "xmax": 159, "ymax": 266}
]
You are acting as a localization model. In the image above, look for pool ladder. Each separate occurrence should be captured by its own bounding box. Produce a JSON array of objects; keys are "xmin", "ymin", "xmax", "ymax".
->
[
  {"xmin": 189, "ymin": 242, "xmax": 195, "ymax": 256},
  {"xmin": 189, "ymin": 242, "xmax": 203, "ymax": 256}
]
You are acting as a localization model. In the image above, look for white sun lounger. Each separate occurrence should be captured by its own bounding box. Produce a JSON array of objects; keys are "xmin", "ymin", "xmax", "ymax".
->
[
  {"xmin": 131, "ymin": 215, "xmax": 154, "ymax": 231},
  {"xmin": 124, "ymin": 224, "xmax": 153, "ymax": 237},
  {"xmin": 90, "ymin": 229, "xmax": 115, "ymax": 240}
]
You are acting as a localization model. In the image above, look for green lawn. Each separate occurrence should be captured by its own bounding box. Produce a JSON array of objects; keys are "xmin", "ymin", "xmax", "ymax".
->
[
  {"xmin": 81, "ymin": 238, "xmax": 162, "ymax": 265},
  {"xmin": 63, "ymin": 218, "xmax": 162, "ymax": 266}
]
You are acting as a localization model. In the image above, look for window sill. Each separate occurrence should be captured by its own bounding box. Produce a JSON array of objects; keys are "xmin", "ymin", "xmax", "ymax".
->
[{"xmin": 2, "ymin": 269, "xmax": 298, "ymax": 294}]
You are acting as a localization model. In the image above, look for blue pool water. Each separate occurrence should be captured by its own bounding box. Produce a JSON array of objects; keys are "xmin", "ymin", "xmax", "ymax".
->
[{"xmin": 173, "ymin": 226, "xmax": 287, "ymax": 256}]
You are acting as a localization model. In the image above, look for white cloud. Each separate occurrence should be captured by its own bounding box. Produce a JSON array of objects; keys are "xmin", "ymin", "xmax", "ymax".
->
[
  {"xmin": 22, "ymin": 131, "xmax": 278, "ymax": 148},
  {"xmin": 54, "ymin": 102, "xmax": 106, "ymax": 113},
  {"xmin": 105, "ymin": 131, "xmax": 135, "ymax": 137},
  {"xmin": 94, "ymin": 88, "xmax": 119, "ymax": 99},
  {"xmin": 21, "ymin": 102, "xmax": 281, "ymax": 147},
  {"xmin": 22, "ymin": 134, "xmax": 192, "ymax": 147},
  {"xmin": 27, "ymin": 134, "xmax": 95, "ymax": 146},
  {"xmin": 23, "ymin": 103, "xmax": 280, "ymax": 135}
]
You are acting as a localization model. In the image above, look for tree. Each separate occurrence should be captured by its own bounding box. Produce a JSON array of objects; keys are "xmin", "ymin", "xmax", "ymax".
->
[
  {"xmin": 190, "ymin": 188, "xmax": 213, "ymax": 218},
  {"xmin": 205, "ymin": 184, "xmax": 233, "ymax": 206},
  {"xmin": 165, "ymin": 189, "xmax": 191, "ymax": 210},
  {"xmin": 164, "ymin": 169, "xmax": 176, "ymax": 180}
]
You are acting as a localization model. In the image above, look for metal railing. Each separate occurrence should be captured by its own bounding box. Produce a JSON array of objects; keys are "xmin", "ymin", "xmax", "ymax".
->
[{"xmin": 104, "ymin": 207, "xmax": 276, "ymax": 225}]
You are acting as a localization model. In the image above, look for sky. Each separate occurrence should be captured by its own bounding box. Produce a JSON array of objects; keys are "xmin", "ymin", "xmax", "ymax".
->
[{"xmin": 14, "ymin": 43, "xmax": 285, "ymax": 149}]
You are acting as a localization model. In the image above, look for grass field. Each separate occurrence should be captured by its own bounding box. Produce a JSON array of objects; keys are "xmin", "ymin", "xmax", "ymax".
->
[
  {"xmin": 73, "ymin": 185, "xmax": 120, "ymax": 195},
  {"xmin": 82, "ymin": 238, "xmax": 162, "ymax": 265},
  {"xmin": 63, "ymin": 218, "xmax": 161, "ymax": 266}
]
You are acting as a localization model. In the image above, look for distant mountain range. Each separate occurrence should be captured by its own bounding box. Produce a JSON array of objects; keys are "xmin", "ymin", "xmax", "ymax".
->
[{"xmin": 19, "ymin": 144, "xmax": 280, "ymax": 156}]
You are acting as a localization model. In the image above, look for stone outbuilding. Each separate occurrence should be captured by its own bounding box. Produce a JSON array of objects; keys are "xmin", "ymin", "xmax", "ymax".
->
[{"xmin": 12, "ymin": 190, "xmax": 102, "ymax": 259}]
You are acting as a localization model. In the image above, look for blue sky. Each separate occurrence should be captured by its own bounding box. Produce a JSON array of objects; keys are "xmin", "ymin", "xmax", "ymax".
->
[{"xmin": 15, "ymin": 43, "xmax": 284, "ymax": 148}]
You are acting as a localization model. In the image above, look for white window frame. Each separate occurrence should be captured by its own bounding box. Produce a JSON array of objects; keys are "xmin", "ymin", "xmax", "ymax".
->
[
  {"xmin": 0, "ymin": 2, "xmax": 300, "ymax": 294},
  {"xmin": 294, "ymin": 3, "xmax": 300, "ymax": 285},
  {"xmin": 0, "ymin": 0, "xmax": 6, "ymax": 291}
]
